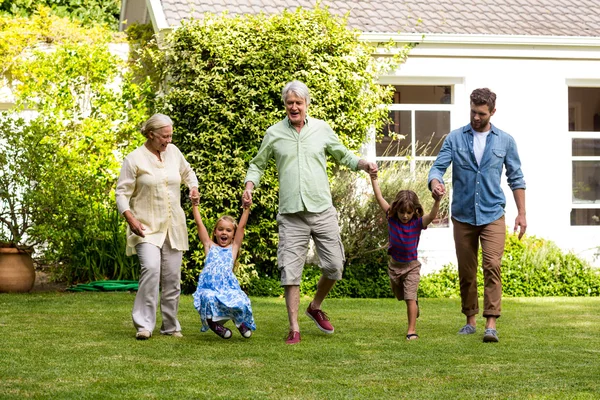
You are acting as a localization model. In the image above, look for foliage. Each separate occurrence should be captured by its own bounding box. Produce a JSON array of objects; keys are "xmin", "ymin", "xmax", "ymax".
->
[
  {"xmin": 0, "ymin": 0, "xmax": 120, "ymax": 30},
  {"xmin": 0, "ymin": 11, "xmax": 152, "ymax": 282},
  {"xmin": 151, "ymin": 6, "xmax": 411, "ymax": 292},
  {"xmin": 500, "ymin": 233, "xmax": 600, "ymax": 296}
]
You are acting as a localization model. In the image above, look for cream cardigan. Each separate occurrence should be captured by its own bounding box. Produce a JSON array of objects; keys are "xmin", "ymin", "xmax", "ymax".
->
[{"xmin": 116, "ymin": 143, "xmax": 199, "ymax": 256}]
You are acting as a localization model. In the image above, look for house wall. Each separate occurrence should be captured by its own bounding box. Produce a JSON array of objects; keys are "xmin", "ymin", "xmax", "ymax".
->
[{"xmin": 379, "ymin": 43, "xmax": 600, "ymax": 273}]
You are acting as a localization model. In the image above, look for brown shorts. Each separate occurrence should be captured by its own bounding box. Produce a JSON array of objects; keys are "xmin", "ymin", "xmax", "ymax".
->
[{"xmin": 388, "ymin": 258, "xmax": 421, "ymax": 301}]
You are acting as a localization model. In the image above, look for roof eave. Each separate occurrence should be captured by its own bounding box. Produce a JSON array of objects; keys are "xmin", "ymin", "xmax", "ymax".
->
[{"xmin": 360, "ymin": 32, "xmax": 600, "ymax": 48}]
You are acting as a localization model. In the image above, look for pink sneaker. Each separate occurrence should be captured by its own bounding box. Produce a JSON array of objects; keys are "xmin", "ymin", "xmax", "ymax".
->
[
  {"xmin": 305, "ymin": 303, "xmax": 334, "ymax": 334},
  {"xmin": 285, "ymin": 330, "xmax": 301, "ymax": 345}
]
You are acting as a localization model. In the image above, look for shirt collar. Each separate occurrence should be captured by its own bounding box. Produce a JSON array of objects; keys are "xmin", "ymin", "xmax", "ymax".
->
[
  {"xmin": 464, "ymin": 123, "xmax": 498, "ymax": 135},
  {"xmin": 285, "ymin": 115, "xmax": 310, "ymax": 128}
]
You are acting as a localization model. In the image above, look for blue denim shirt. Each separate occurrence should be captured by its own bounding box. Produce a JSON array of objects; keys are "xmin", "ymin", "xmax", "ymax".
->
[{"xmin": 428, "ymin": 123, "xmax": 526, "ymax": 226}]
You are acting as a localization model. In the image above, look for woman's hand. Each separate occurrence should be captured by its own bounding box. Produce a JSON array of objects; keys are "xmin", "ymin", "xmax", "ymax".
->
[
  {"xmin": 124, "ymin": 212, "xmax": 146, "ymax": 237},
  {"xmin": 189, "ymin": 186, "xmax": 200, "ymax": 205}
]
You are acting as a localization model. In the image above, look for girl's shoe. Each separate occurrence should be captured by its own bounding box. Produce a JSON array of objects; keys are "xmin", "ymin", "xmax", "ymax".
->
[
  {"xmin": 238, "ymin": 323, "xmax": 252, "ymax": 338},
  {"xmin": 207, "ymin": 320, "xmax": 232, "ymax": 339}
]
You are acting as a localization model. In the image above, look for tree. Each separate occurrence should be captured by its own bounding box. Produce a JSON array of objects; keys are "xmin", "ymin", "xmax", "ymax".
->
[
  {"xmin": 0, "ymin": 0, "xmax": 120, "ymax": 30},
  {"xmin": 0, "ymin": 9, "xmax": 152, "ymax": 282}
]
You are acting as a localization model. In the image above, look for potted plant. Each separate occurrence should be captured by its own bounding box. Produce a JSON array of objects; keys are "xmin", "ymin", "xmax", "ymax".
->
[{"xmin": 0, "ymin": 115, "xmax": 45, "ymax": 293}]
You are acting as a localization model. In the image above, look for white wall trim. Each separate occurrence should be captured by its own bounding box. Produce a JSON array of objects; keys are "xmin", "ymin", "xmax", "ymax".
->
[
  {"xmin": 361, "ymin": 33, "xmax": 600, "ymax": 47},
  {"xmin": 145, "ymin": 0, "xmax": 169, "ymax": 32}
]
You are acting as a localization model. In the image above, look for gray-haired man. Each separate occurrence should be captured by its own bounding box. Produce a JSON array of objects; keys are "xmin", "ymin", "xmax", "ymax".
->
[{"xmin": 243, "ymin": 80, "xmax": 377, "ymax": 344}]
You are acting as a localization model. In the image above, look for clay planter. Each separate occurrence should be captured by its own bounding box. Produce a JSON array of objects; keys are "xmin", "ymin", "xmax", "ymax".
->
[{"xmin": 0, "ymin": 247, "xmax": 36, "ymax": 293}]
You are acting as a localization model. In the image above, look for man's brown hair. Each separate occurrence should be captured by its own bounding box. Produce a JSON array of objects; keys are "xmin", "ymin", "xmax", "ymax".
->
[{"xmin": 470, "ymin": 88, "xmax": 496, "ymax": 111}]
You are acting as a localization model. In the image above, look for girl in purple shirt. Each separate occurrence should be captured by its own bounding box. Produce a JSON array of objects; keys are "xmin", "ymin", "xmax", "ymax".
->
[{"xmin": 370, "ymin": 173, "xmax": 441, "ymax": 340}]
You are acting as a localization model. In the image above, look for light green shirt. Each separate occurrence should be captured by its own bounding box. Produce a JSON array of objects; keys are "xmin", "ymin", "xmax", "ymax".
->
[{"xmin": 245, "ymin": 116, "xmax": 360, "ymax": 214}]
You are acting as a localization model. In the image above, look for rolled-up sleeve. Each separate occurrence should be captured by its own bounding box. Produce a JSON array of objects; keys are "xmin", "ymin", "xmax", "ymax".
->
[
  {"xmin": 325, "ymin": 126, "xmax": 359, "ymax": 171},
  {"xmin": 428, "ymin": 133, "xmax": 453, "ymax": 189},
  {"xmin": 245, "ymin": 132, "xmax": 273, "ymax": 188},
  {"xmin": 505, "ymin": 137, "xmax": 526, "ymax": 191}
]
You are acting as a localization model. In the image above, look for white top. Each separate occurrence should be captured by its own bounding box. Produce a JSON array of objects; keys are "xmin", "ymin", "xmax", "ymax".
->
[
  {"xmin": 116, "ymin": 143, "xmax": 199, "ymax": 256},
  {"xmin": 473, "ymin": 129, "xmax": 490, "ymax": 166}
]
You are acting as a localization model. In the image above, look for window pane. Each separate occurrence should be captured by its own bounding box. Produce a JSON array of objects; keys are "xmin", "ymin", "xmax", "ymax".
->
[
  {"xmin": 572, "ymin": 161, "xmax": 600, "ymax": 203},
  {"xmin": 376, "ymin": 110, "xmax": 411, "ymax": 157},
  {"xmin": 571, "ymin": 209, "xmax": 600, "ymax": 225},
  {"xmin": 573, "ymin": 139, "xmax": 600, "ymax": 156},
  {"xmin": 415, "ymin": 111, "xmax": 450, "ymax": 156},
  {"xmin": 392, "ymin": 85, "xmax": 452, "ymax": 104},
  {"xmin": 568, "ymin": 87, "xmax": 600, "ymax": 132}
]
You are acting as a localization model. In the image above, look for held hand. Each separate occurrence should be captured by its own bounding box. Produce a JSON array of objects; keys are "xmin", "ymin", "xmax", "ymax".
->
[
  {"xmin": 366, "ymin": 161, "xmax": 378, "ymax": 176},
  {"xmin": 514, "ymin": 214, "xmax": 527, "ymax": 240},
  {"xmin": 431, "ymin": 181, "xmax": 446, "ymax": 198},
  {"xmin": 432, "ymin": 191, "xmax": 444, "ymax": 201},
  {"xmin": 242, "ymin": 188, "xmax": 253, "ymax": 208},
  {"xmin": 189, "ymin": 187, "xmax": 200, "ymax": 206}
]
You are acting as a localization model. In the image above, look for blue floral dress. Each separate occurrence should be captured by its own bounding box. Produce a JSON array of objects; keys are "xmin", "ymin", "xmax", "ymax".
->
[{"xmin": 192, "ymin": 245, "xmax": 256, "ymax": 332}]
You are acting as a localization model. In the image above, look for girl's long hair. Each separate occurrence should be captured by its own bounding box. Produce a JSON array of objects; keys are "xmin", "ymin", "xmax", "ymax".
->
[
  {"xmin": 212, "ymin": 215, "xmax": 241, "ymax": 272},
  {"xmin": 388, "ymin": 190, "xmax": 424, "ymax": 220}
]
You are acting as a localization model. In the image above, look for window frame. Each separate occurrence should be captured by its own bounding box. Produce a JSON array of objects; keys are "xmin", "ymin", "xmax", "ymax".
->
[{"xmin": 567, "ymin": 81, "xmax": 600, "ymax": 225}]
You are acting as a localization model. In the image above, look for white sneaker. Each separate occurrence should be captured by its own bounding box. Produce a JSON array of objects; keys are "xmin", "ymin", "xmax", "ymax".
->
[{"xmin": 136, "ymin": 330, "xmax": 151, "ymax": 340}]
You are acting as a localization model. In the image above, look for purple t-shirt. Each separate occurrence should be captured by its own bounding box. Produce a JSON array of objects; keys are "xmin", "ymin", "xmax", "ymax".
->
[{"xmin": 387, "ymin": 214, "xmax": 426, "ymax": 263}]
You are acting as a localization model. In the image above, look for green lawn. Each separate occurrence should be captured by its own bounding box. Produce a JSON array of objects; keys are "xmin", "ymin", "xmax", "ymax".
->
[{"xmin": 0, "ymin": 293, "xmax": 599, "ymax": 399}]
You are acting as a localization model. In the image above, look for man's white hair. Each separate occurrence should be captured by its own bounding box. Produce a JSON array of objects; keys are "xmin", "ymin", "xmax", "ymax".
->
[{"xmin": 281, "ymin": 80, "xmax": 311, "ymax": 106}]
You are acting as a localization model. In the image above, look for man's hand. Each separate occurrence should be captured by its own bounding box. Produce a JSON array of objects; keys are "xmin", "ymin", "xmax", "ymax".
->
[
  {"xmin": 242, "ymin": 182, "xmax": 254, "ymax": 208},
  {"xmin": 358, "ymin": 159, "xmax": 378, "ymax": 179},
  {"xmin": 514, "ymin": 214, "xmax": 527, "ymax": 240},
  {"xmin": 431, "ymin": 179, "xmax": 446, "ymax": 199}
]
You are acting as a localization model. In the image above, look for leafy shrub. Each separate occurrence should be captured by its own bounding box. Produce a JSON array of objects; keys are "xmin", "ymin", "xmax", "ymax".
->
[
  {"xmin": 151, "ymin": 6, "xmax": 410, "ymax": 292},
  {"xmin": 1, "ymin": 0, "xmax": 120, "ymax": 30},
  {"xmin": 418, "ymin": 233, "xmax": 600, "ymax": 298}
]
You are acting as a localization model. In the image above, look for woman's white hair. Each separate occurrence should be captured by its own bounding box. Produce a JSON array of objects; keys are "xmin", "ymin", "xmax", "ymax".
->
[
  {"xmin": 141, "ymin": 113, "xmax": 173, "ymax": 137},
  {"xmin": 281, "ymin": 80, "xmax": 311, "ymax": 106}
]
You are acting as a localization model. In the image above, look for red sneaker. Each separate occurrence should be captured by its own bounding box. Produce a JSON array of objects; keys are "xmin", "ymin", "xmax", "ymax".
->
[
  {"xmin": 305, "ymin": 303, "xmax": 334, "ymax": 334},
  {"xmin": 285, "ymin": 330, "xmax": 301, "ymax": 345}
]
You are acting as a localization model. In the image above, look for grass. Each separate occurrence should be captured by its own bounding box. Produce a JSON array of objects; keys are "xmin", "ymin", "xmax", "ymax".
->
[{"xmin": 0, "ymin": 294, "xmax": 599, "ymax": 399}]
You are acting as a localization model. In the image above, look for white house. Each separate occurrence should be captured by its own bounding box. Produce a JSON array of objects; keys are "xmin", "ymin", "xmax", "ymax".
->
[{"xmin": 120, "ymin": 0, "xmax": 600, "ymax": 271}]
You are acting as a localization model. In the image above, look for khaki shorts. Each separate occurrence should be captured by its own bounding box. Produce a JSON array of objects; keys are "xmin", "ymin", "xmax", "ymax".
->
[
  {"xmin": 388, "ymin": 258, "xmax": 421, "ymax": 301},
  {"xmin": 277, "ymin": 206, "xmax": 345, "ymax": 286}
]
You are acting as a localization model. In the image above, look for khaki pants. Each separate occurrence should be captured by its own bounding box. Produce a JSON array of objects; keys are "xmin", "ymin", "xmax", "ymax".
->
[
  {"xmin": 132, "ymin": 233, "xmax": 182, "ymax": 334},
  {"xmin": 277, "ymin": 206, "xmax": 345, "ymax": 286},
  {"xmin": 452, "ymin": 216, "xmax": 505, "ymax": 318}
]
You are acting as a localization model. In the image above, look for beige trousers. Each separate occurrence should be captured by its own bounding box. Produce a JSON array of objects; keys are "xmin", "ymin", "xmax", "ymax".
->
[
  {"xmin": 452, "ymin": 215, "xmax": 505, "ymax": 318},
  {"xmin": 132, "ymin": 234, "xmax": 182, "ymax": 334}
]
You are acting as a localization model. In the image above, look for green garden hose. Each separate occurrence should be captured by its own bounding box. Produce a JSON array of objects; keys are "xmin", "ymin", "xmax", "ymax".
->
[{"xmin": 67, "ymin": 280, "xmax": 138, "ymax": 292}]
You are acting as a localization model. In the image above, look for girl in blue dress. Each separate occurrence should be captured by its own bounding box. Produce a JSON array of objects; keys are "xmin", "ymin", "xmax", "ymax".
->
[{"xmin": 192, "ymin": 204, "xmax": 256, "ymax": 339}]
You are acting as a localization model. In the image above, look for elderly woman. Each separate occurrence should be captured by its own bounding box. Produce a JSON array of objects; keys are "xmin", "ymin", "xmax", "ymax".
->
[{"xmin": 116, "ymin": 113, "xmax": 199, "ymax": 340}]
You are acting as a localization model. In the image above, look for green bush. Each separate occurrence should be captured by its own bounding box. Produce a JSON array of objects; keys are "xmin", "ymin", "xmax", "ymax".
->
[
  {"xmin": 418, "ymin": 233, "xmax": 600, "ymax": 298},
  {"xmin": 152, "ymin": 6, "xmax": 410, "ymax": 292}
]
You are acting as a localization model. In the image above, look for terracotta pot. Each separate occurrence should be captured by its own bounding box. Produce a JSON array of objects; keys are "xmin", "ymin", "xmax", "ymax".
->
[{"xmin": 0, "ymin": 247, "xmax": 36, "ymax": 293}]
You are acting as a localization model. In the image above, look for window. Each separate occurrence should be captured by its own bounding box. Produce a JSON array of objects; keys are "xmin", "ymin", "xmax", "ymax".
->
[
  {"xmin": 375, "ymin": 85, "xmax": 454, "ymax": 227},
  {"xmin": 377, "ymin": 86, "xmax": 452, "ymax": 165},
  {"xmin": 568, "ymin": 87, "xmax": 600, "ymax": 225}
]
